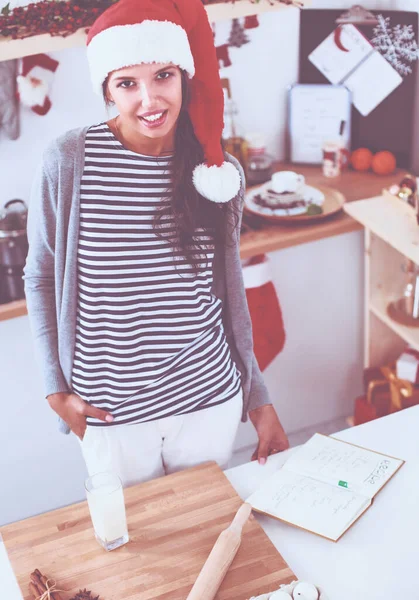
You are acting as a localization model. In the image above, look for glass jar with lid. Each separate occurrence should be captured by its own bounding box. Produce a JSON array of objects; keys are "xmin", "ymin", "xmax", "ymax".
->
[
  {"xmin": 223, "ymin": 98, "xmax": 248, "ymax": 169},
  {"xmin": 245, "ymin": 133, "xmax": 273, "ymax": 186}
]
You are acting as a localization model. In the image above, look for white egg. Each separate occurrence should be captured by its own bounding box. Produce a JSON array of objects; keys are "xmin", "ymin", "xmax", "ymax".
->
[
  {"xmin": 292, "ymin": 582, "xmax": 319, "ymax": 600},
  {"xmin": 269, "ymin": 592, "xmax": 293, "ymax": 600}
]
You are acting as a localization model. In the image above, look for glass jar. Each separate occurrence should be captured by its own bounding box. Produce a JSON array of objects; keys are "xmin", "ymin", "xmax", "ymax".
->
[
  {"xmin": 245, "ymin": 134, "xmax": 273, "ymax": 186},
  {"xmin": 223, "ymin": 98, "xmax": 248, "ymax": 169}
]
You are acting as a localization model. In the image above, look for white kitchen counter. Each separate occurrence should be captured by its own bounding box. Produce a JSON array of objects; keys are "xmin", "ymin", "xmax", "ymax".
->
[{"xmin": 225, "ymin": 406, "xmax": 419, "ymax": 600}]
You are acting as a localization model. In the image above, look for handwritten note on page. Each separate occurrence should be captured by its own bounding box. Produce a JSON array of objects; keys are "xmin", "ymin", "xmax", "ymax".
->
[
  {"xmin": 247, "ymin": 470, "xmax": 370, "ymax": 541},
  {"xmin": 246, "ymin": 434, "xmax": 404, "ymax": 541},
  {"xmin": 282, "ymin": 433, "xmax": 403, "ymax": 499}
]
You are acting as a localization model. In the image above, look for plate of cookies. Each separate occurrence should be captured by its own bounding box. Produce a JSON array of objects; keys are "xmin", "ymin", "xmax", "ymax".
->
[{"xmin": 244, "ymin": 170, "xmax": 345, "ymax": 224}]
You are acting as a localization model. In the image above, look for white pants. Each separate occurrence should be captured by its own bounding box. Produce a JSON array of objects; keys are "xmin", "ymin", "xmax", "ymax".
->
[{"xmin": 78, "ymin": 389, "xmax": 243, "ymax": 487}]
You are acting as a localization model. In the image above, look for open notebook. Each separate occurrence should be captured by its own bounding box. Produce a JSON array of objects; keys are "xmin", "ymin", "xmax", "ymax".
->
[{"xmin": 246, "ymin": 433, "xmax": 404, "ymax": 542}]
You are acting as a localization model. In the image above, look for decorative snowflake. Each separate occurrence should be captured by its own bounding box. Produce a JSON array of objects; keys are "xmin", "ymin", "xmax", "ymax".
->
[{"xmin": 371, "ymin": 14, "xmax": 419, "ymax": 77}]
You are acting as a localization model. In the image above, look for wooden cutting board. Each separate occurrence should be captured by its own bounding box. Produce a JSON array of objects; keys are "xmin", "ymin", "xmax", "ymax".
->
[{"xmin": 1, "ymin": 462, "xmax": 295, "ymax": 600}]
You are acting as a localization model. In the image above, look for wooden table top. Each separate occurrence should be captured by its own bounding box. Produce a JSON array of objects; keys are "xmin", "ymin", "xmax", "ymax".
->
[
  {"xmin": 239, "ymin": 164, "xmax": 403, "ymax": 259},
  {"xmin": 1, "ymin": 462, "xmax": 294, "ymax": 600}
]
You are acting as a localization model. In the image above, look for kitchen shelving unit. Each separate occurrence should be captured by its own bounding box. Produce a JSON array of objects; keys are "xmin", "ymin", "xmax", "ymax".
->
[{"xmin": 344, "ymin": 190, "xmax": 419, "ymax": 368}]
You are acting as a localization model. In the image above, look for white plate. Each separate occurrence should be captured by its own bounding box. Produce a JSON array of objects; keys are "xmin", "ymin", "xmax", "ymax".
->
[{"xmin": 245, "ymin": 183, "xmax": 325, "ymax": 217}]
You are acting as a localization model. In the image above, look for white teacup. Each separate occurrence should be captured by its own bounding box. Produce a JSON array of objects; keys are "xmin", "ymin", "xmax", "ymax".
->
[{"xmin": 271, "ymin": 171, "xmax": 305, "ymax": 194}]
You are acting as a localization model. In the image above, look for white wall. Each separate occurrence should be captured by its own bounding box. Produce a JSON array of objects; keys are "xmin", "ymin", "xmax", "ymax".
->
[{"xmin": 0, "ymin": 0, "xmax": 416, "ymax": 525}]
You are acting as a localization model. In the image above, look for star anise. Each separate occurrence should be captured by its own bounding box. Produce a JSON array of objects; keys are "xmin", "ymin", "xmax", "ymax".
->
[{"xmin": 69, "ymin": 590, "xmax": 100, "ymax": 600}]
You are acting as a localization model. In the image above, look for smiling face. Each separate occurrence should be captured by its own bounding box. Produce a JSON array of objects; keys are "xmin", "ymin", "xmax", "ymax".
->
[{"xmin": 106, "ymin": 63, "xmax": 183, "ymax": 143}]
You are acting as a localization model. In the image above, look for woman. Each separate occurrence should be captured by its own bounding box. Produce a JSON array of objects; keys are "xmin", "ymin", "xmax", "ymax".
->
[{"xmin": 24, "ymin": 0, "xmax": 289, "ymax": 487}]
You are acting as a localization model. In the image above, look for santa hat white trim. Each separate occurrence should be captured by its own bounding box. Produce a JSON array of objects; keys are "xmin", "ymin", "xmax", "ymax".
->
[
  {"xmin": 87, "ymin": 20, "xmax": 195, "ymax": 95},
  {"xmin": 192, "ymin": 161, "xmax": 241, "ymax": 204}
]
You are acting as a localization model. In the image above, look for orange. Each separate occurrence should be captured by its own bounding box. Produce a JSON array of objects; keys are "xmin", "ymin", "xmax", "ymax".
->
[
  {"xmin": 371, "ymin": 151, "xmax": 397, "ymax": 175},
  {"xmin": 351, "ymin": 148, "xmax": 373, "ymax": 171}
]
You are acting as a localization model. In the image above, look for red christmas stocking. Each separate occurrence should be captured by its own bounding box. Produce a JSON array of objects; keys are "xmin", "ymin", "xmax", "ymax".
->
[
  {"xmin": 17, "ymin": 53, "xmax": 59, "ymax": 116},
  {"xmin": 216, "ymin": 44, "xmax": 232, "ymax": 68},
  {"xmin": 243, "ymin": 254, "xmax": 286, "ymax": 371}
]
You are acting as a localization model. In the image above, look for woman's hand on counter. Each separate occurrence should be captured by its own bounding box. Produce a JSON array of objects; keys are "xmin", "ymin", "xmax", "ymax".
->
[
  {"xmin": 46, "ymin": 392, "xmax": 114, "ymax": 439},
  {"xmin": 249, "ymin": 404, "xmax": 289, "ymax": 465}
]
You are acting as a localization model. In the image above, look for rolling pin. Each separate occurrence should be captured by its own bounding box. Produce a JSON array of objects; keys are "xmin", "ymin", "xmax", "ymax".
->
[{"xmin": 186, "ymin": 502, "xmax": 252, "ymax": 600}]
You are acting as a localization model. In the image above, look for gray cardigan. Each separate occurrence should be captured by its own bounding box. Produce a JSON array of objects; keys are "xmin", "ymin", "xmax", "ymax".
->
[{"xmin": 23, "ymin": 126, "xmax": 271, "ymax": 434}]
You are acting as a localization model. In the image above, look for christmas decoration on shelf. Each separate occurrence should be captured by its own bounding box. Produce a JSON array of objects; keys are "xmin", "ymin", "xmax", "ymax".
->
[
  {"xmin": 228, "ymin": 17, "xmax": 249, "ymax": 47},
  {"xmin": 17, "ymin": 53, "xmax": 59, "ymax": 116},
  {"xmin": 244, "ymin": 15, "xmax": 259, "ymax": 29},
  {"xmin": 0, "ymin": 0, "xmax": 117, "ymax": 40},
  {"xmin": 0, "ymin": 0, "xmax": 304, "ymax": 42},
  {"xmin": 371, "ymin": 14, "xmax": 419, "ymax": 77},
  {"xmin": 202, "ymin": 0, "xmax": 304, "ymax": 7},
  {"xmin": 216, "ymin": 42, "xmax": 232, "ymax": 68},
  {"xmin": 215, "ymin": 16, "xmax": 258, "ymax": 69}
]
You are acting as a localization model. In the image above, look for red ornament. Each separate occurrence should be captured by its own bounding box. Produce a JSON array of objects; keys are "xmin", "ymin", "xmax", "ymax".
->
[
  {"xmin": 216, "ymin": 43, "xmax": 232, "ymax": 68},
  {"xmin": 244, "ymin": 15, "xmax": 259, "ymax": 29}
]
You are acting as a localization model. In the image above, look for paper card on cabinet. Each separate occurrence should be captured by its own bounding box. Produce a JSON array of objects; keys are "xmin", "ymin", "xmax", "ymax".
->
[
  {"xmin": 344, "ymin": 51, "xmax": 402, "ymax": 116},
  {"xmin": 309, "ymin": 24, "xmax": 373, "ymax": 85}
]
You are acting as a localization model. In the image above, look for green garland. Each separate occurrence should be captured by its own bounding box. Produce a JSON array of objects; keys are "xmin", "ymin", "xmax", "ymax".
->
[
  {"xmin": 0, "ymin": 0, "xmax": 117, "ymax": 40},
  {"xmin": 0, "ymin": 0, "xmax": 293, "ymax": 41}
]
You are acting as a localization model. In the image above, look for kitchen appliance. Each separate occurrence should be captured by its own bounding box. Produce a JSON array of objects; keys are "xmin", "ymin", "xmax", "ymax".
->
[{"xmin": 0, "ymin": 199, "xmax": 28, "ymax": 304}]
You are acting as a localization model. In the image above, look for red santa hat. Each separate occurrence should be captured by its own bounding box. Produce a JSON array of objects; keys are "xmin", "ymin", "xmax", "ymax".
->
[{"xmin": 86, "ymin": 0, "xmax": 241, "ymax": 204}]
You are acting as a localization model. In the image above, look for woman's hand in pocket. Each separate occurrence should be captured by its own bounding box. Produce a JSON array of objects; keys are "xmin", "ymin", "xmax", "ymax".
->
[{"xmin": 47, "ymin": 392, "xmax": 114, "ymax": 439}]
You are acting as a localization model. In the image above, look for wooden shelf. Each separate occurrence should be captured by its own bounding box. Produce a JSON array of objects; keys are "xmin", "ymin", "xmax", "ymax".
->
[
  {"xmin": 348, "ymin": 181, "xmax": 419, "ymax": 366},
  {"xmin": 370, "ymin": 294, "xmax": 419, "ymax": 352},
  {"xmin": 344, "ymin": 190, "xmax": 419, "ymax": 265},
  {"xmin": 0, "ymin": 27, "xmax": 88, "ymax": 63},
  {"xmin": 0, "ymin": 299, "xmax": 27, "ymax": 322},
  {"xmin": 0, "ymin": 0, "xmax": 310, "ymax": 62}
]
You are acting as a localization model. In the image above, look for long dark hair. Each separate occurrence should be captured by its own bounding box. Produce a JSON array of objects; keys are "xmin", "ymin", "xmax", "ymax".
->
[{"xmin": 103, "ymin": 70, "xmax": 240, "ymax": 272}]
